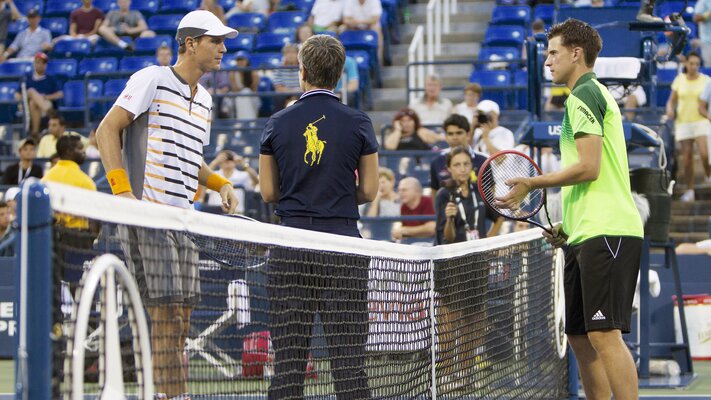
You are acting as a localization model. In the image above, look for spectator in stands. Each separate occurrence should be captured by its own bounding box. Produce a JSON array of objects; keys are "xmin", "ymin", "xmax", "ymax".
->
[
  {"xmin": 608, "ymin": 84, "xmax": 647, "ymax": 122},
  {"xmin": 409, "ymin": 75, "xmax": 453, "ymax": 126},
  {"xmin": 430, "ymin": 114, "xmax": 487, "ymax": 191},
  {"xmin": 37, "ymin": 113, "xmax": 77, "ymax": 158},
  {"xmin": 58, "ymin": 0, "xmax": 104, "ymax": 44},
  {"xmin": 392, "ymin": 176, "xmax": 436, "ymax": 243},
  {"xmin": 472, "ymin": 99, "xmax": 515, "ymax": 155},
  {"xmin": 155, "ymin": 44, "xmax": 172, "ymax": 67},
  {"xmin": 2, "ymin": 138, "xmax": 43, "ymax": 185},
  {"xmin": 98, "ymin": 0, "xmax": 155, "ymax": 52},
  {"xmin": 0, "ymin": 9, "xmax": 52, "ymax": 62},
  {"xmin": 545, "ymin": 86, "xmax": 570, "ymax": 111},
  {"xmin": 694, "ymin": 0, "xmax": 711, "ymax": 67},
  {"xmin": 200, "ymin": 150, "xmax": 258, "ymax": 213},
  {"xmin": 362, "ymin": 166, "xmax": 399, "ymax": 217},
  {"xmin": 309, "ymin": 0, "xmax": 344, "ymax": 32},
  {"xmin": 225, "ymin": 0, "xmax": 271, "ymax": 18},
  {"xmin": 384, "ymin": 107, "xmax": 444, "ymax": 150},
  {"xmin": 16, "ymin": 52, "xmax": 63, "ymax": 137},
  {"xmin": 200, "ymin": 0, "xmax": 227, "ymax": 23},
  {"xmin": 0, "ymin": 200, "xmax": 12, "ymax": 256},
  {"xmin": 666, "ymin": 52, "xmax": 711, "ymax": 202},
  {"xmin": 452, "ymin": 83, "xmax": 481, "ymax": 126},
  {"xmin": 3, "ymin": 186, "xmax": 17, "ymax": 220},
  {"xmin": 0, "ymin": 0, "xmax": 21, "ymax": 55},
  {"xmin": 335, "ymin": 54, "xmax": 359, "ymax": 106},
  {"xmin": 85, "ymin": 127, "xmax": 100, "ymax": 158},
  {"xmin": 341, "ymin": 0, "xmax": 383, "ymax": 63},
  {"xmin": 295, "ymin": 23, "xmax": 314, "ymax": 45},
  {"xmin": 273, "ymin": 43, "xmax": 301, "ymax": 108},
  {"xmin": 228, "ymin": 51, "xmax": 260, "ymax": 119},
  {"xmin": 523, "ymin": 18, "xmax": 546, "ymax": 63},
  {"xmin": 199, "ymin": 67, "xmax": 231, "ymax": 118}
]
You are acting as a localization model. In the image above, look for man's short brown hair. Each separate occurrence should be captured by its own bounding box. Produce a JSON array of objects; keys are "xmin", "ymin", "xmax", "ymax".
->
[
  {"xmin": 298, "ymin": 35, "xmax": 345, "ymax": 90},
  {"xmin": 547, "ymin": 18, "xmax": 602, "ymax": 68},
  {"xmin": 464, "ymin": 83, "xmax": 482, "ymax": 96}
]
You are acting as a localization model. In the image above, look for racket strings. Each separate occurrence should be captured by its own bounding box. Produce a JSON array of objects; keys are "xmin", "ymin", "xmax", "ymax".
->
[{"xmin": 480, "ymin": 154, "xmax": 546, "ymax": 219}]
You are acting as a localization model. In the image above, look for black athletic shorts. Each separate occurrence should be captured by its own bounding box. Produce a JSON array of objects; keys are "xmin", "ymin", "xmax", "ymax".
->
[{"xmin": 564, "ymin": 236, "xmax": 642, "ymax": 335}]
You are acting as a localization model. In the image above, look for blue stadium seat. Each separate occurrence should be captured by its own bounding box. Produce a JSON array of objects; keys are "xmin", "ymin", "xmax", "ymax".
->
[
  {"xmin": 340, "ymin": 30, "xmax": 381, "ymax": 86},
  {"xmin": 220, "ymin": 0, "xmax": 237, "ymax": 8},
  {"xmin": 469, "ymin": 70, "xmax": 511, "ymax": 109},
  {"xmin": 92, "ymin": 0, "xmax": 115, "ymax": 12},
  {"xmin": 134, "ymin": 35, "xmax": 173, "ymax": 55},
  {"xmin": 0, "ymin": 82, "xmax": 19, "ymax": 123},
  {"xmin": 93, "ymin": 38, "xmax": 133, "ymax": 56},
  {"xmin": 51, "ymin": 39, "xmax": 92, "ymax": 58},
  {"xmin": 119, "ymin": 56, "xmax": 156, "ymax": 72},
  {"xmin": 131, "ymin": 0, "xmax": 160, "ymax": 15},
  {"xmin": 104, "ymin": 79, "xmax": 128, "ymax": 98},
  {"xmin": 254, "ymin": 32, "xmax": 292, "ymax": 52},
  {"xmin": 161, "ymin": 0, "xmax": 199, "ymax": 13},
  {"xmin": 59, "ymin": 80, "xmax": 103, "ymax": 116},
  {"xmin": 147, "ymin": 15, "xmax": 184, "ymax": 35},
  {"xmin": 478, "ymin": 46, "xmax": 521, "ymax": 68},
  {"xmin": 249, "ymin": 52, "xmax": 282, "ymax": 67},
  {"xmin": 514, "ymin": 69, "xmax": 528, "ymax": 110},
  {"xmin": 79, "ymin": 57, "xmax": 119, "ymax": 76},
  {"xmin": 41, "ymin": 17, "xmax": 69, "ymax": 37},
  {"xmin": 656, "ymin": 68, "xmax": 677, "ymax": 107},
  {"xmin": 0, "ymin": 61, "xmax": 33, "ymax": 77},
  {"xmin": 257, "ymin": 76, "xmax": 274, "ymax": 116},
  {"xmin": 266, "ymin": 11, "xmax": 306, "ymax": 34},
  {"xmin": 227, "ymin": 13, "xmax": 267, "ymax": 33},
  {"xmin": 7, "ymin": 19, "xmax": 28, "ymax": 42},
  {"xmin": 533, "ymin": 4, "xmax": 555, "ymax": 25},
  {"xmin": 225, "ymin": 33, "xmax": 255, "ymax": 52},
  {"xmin": 346, "ymin": 50, "xmax": 371, "ymax": 109},
  {"xmin": 46, "ymin": 59, "xmax": 78, "ymax": 79},
  {"xmin": 484, "ymin": 26, "xmax": 525, "ymax": 47},
  {"xmin": 16, "ymin": 0, "xmax": 43, "ymax": 15},
  {"xmin": 491, "ymin": 5, "xmax": 531, "ymax": 26},
  {"xmin": 45, "ymin": 0, "xmax": 81, "ymax": 17}
]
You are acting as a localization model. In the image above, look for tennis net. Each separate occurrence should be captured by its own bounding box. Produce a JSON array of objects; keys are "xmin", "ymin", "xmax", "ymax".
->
[{"xmin": 35, "ymin": 181, "xmax": 570, "ymax": 399}]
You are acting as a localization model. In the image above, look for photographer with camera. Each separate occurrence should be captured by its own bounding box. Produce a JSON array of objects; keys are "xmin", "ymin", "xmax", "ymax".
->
[{"xmin": 472, "ymin": 100, "xmax": 515, "ymax": 156}]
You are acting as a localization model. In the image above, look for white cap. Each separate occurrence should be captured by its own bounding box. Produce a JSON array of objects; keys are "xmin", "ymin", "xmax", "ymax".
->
[
  {"xmin": 4, "ymin": 187, "xmax": 19, "ymax": 202},
  {"xmin": 477, "ymin": 99, "xmax": 500, "ymax": 115},
  {"xmin": 176, "ymin": 10, "xmax": 238, "ymax": 45}
]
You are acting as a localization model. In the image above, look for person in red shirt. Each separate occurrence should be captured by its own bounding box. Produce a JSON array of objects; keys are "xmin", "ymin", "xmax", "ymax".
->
[
  {"xmin": 61, "ymin": 0, "xmax": 104, "ymax": 44},
  {"xmin": 392, "ymin": 176, "xmax": 436, "ymax": 243}
]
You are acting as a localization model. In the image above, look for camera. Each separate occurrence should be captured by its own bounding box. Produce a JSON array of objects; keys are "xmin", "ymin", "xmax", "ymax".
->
[{"xmin": 476, "ymin": 112, "xmax": 490, "ymax": 125}]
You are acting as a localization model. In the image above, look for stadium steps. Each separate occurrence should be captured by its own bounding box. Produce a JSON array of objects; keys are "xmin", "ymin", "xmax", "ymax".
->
[
  {"xmin": 669, "ymin": 232, "xmax": 709, "ymax": 243},
  {"xmin": 406, "ymin": 1, "xmax": 496, "ymax": 24},
  {"xmin": 672, "ymin": 201, "xmax": 711, "ymax": 216},
  {"xmin": 669, "ymin": 216, "xmax": 711, "ymax": 233},
  {"xmin": 400, "ymin": 21, "xmax": 490, "ymax": 44}
]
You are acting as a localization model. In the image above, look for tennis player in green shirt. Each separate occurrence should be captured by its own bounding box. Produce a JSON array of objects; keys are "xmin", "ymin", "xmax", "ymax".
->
[{"xmin": 497, "ymin": 19, "xmax": 644, "ymax": 400}]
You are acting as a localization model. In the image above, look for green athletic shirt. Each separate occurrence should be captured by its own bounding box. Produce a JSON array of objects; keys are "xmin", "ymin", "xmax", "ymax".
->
[{"xmin": 560, "ymin": 72, "xmax": 643, "ymax": 245}]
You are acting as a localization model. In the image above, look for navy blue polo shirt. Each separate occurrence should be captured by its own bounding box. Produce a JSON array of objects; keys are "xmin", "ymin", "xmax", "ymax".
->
[
  {"xmin": 260, "ymin": 89, "xmax": 379, "ymax": 219},
  {"xmin": 429, "ymin": 147, "xmax": 487, "ymax": 191},
  {"xmin": 26, "ymin": 73, "xmax": 60, "ymax": 95}
]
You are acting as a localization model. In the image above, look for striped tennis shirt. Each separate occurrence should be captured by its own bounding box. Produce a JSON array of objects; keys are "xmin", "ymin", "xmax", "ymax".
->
[{"xmin": 113, "ymin": 65, "xmax": 212, "ymax": 209}]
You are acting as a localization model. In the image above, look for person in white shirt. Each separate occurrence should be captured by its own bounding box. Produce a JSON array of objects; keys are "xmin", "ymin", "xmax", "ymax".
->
[
  {"xmin": 201, "ymin": 150, "xmax": 259, "ymax": 213},
  {"xmin": 225, "ymin": 0, "xmax": 271, "ymax": 18},
  {"xmin": 409, "ymin": 74, "xmax": 454, "ymax": 126},
  {"xmin": 309, "ymin": 0, "xmax": 344, "ymax": 32},
  {"xmin": 341, "ymin": 0, "xmax": 383, "ymax": 63},
  {"xmin": 452, "ymin": 83, "xmax": 481, "ymax": 126},
  {"xmin": 472, "ymin": 99, "xmax": 515, "ymax": 155}
]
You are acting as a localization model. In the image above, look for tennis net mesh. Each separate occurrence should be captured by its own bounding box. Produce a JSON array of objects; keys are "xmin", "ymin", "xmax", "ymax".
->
[{"xmin": 44, "ymin": 182, "xmax": 570, "ymax": 399}]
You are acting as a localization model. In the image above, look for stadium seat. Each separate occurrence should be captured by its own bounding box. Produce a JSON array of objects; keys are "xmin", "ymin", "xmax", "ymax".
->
[
  {"xmin": 119, "ymin": 56, "xmax": 156, "ymax": 72},
  {"xmin": 7, "ymin": 19, "xmax": 28, "ymax": 42},
  {"xmin": 45, "ymin": 0, "xmax": 81, "ymax": 17},
  {"xmin": 15, "ymin": 0, "xmax": 43, "ymax": 15},
  {"xmin": 92, "ymin": 0, "xmax": 115, "ymax": 12},
  {"xmin": 346, "ymin": 50, "xmax": 371, "ymax": 109},
  {"xmin": 220, "ymin": 0, "xmax": 237, "ymax": 8},
  {"xmin": 94, "ymin": 38, "xmax": 133, "ymax": 56},
  {"xmin": 514, "ymin": 69, "xmax": 528, "ymax": 110},
  {"xmin": 46, "ymin": 59, "xmax": 78, "ymax": 79},
  {"xmin": 225, "ymin": 33, "xmax": 255, "ymax": 52},
  {"xmin": 340, "ymin": 30, "xmax": 381, "ymax": 86},
  {"xmin": 41, "ymin": 17, "xmax": 69, "ymax": 37},
  {"xmin": 266, "ymin": 11, "xmax": 306, "ymax": 34},
  {"xmin": 484, "ymin": 25, "xmax": 525, "ymax": 47},
  {"xmin": 469, "ymin": 70, "xmax": 511, "ymax": 109},
  {"xmin": 227, "ymin": 13, "xmax": 267, "ymax": 33},
  {"xmin": 59, "ymin": 80, "xmax": 104, "ymax": 119},
  {"xmin": 477, "ymin": 46, "xmax": 521, "ymax": 69},
  {"xmin": 104, "ymin": 79, "xmax": 128, "ymax": 99},
  {"xmin": 161, "ymin": 0, "xmax": 199, "ymax": 13},
  {"xmin": 533, "ymin": 4, "xmax": 555, "ymax": 25},
  {"xmin": 147, "ymin": 15, "xmax": 184, "ymax": 35},
  {"xmin": 656, "ymin": 68, "xmax": 677, "ymax": 107},
  {"xmin": 131, "ymin": 0, "xmax": 160, "ymax": 15},
  {"xmin": 254, "ymin": 32, "xmax": 292, "ymax": 52},
  {"xmin": 257, "ymin": 76, "xmax": 274, "ymax": 117},
  {"xmin": 79, "ymin": 57, "xmax": 119, "ymax": 76},
  {"xmin": 134, "ymin": 35, "xmax": 173, "ymax": 55},
  {"xmin": 0, "ymin": 82, "xmax": 19, "ymax": 123},
  {"xmin": 0, "ymin": 61, "xmax": 33, "ymax": 77},
  {"xmin": 491, "ymin": 5, "xmax": 531, "ymax": 26},
  {"xmin": 51, "ymin": 39, "xmax": 92, "ymax": 58},
  {"xmin": 248, "ymin": 52, "xmax": 282, "ymax": 68}
]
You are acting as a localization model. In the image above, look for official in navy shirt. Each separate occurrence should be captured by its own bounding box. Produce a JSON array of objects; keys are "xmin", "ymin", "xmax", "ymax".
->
[
  {"xmin": 19, "ymin": 52, "xmax": 63, "ymax": 136},
  {"xmin": 429, "ymin": 113, "xmax": 487, "ymax": 191},
  {"xmin": 259, "ymin": 35, "xmax": 378, "ymax": 400}
]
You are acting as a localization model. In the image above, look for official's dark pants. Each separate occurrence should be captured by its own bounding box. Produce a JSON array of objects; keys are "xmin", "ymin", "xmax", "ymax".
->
[{"xmin": 267, "ymin": 217, "xmax": 371, "ymax": 400}]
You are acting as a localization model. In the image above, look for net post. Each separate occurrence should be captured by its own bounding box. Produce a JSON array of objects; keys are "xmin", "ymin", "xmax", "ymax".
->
[
  {"xmin": 567, "ymin": 351, "xmax": 579, "ymax": 399},
  {"xmin": 14, "ymin": 179, "xmax": 52, "ymax": 400},
  {"xmin": 429, "ymin": 259, "xmax": 437, "ymax": 400}
]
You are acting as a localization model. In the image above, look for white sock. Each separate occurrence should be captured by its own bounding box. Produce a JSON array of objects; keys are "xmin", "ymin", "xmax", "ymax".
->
[{"xmin": 117, "ymin": 40, "xmax": 128, "ymax": 49}]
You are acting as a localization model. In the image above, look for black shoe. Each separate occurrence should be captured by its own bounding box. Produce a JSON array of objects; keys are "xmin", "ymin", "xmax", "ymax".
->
[{"xmin": 125, "ymin": 44, "xmax": 134, "ymax": 53}]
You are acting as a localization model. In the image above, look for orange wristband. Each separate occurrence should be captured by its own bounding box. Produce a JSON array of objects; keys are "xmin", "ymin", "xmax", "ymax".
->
[
  {"xmin": 106, "ymin": 168, "xmax": 132, "ymax": 195},
  {"xmin": 206, "ymin": 173, "xmax": 231, "ymax": 192}
]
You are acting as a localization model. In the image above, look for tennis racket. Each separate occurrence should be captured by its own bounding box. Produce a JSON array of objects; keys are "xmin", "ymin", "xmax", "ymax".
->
[
  {"xmin": 477, "ymin": 150, "xmax": 554, "ymax": 234},
  {"xmin": 188, "ymin": 213, "xmax": 268, "ymax": 268}
]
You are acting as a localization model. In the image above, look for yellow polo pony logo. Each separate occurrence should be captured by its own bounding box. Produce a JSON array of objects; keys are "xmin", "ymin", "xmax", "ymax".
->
[{"xmin": 303, "ymin": 115, "xmax": 327, "ymax": 166}]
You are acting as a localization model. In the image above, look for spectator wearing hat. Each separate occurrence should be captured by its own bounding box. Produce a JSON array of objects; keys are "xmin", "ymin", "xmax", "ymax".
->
[
  {"xmin": 228, "ymin": 50, "xmax": 260, "ymax": 119},
  {"xmin": 155, "ymin": 44, "xmax": 173, "ymax": 66},
  {"xmin": 0, "ymin": 0, "xmax": 21, "ymax": 55},
  {"xmin": 409, "ymin": 74, "xmax": 453, "ymax": 126},
  {"xmin": 3, "ymin": 186, "xmax": 19, "ymax": 220},
  {"xmin": 472, "ymin": 99, "xmax": 515, "ymax": 156},
  {"xmin": 2, "ymin": 138, "xmax": 43, "ymax": 185},
  {"xmin": 98, "ymin": 0, "xmax": 155, "ymax": 52},
  {"xmin": 14, "ymin": 52, "xmax": 63, "ymax": 136},
  {"xmin": 0, "ymin": 8, "xmax": 52, "ymax": 62}
]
